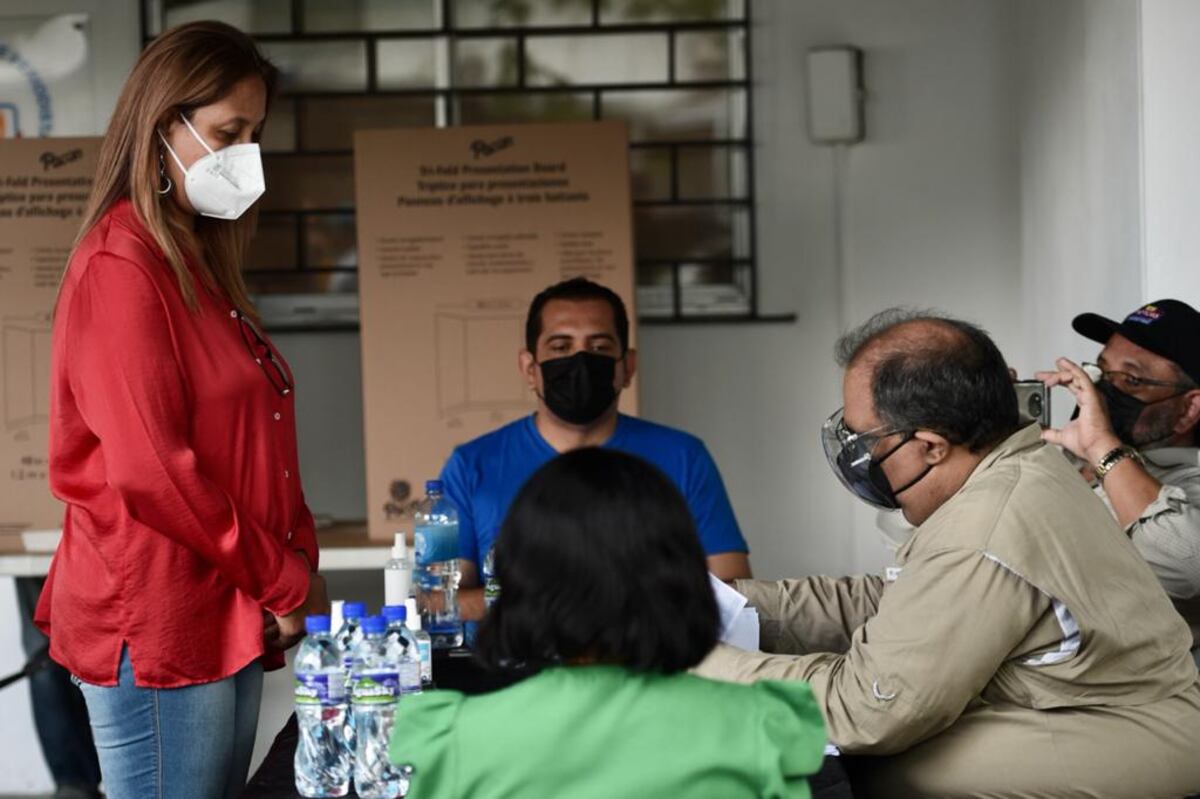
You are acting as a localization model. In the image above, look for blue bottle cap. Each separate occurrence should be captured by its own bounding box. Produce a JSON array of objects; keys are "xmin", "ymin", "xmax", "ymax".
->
[
  {"xmin": 305, "ymin": 615, "xmax": 331, "ymax": 634},
  {"xmin": 381, "ymin": 605, "xmax": 407, "ymax": 622},
  {"xmin": 425, "ymin": 480, "xmax": 443, "ymax": 494},
  {"xmin": 361, "ymin": 615, "xmax": 387, "ymax": 635},
  {"xmin": 342, "ymin": 601, "xmax": 367, "ymax": 620}
]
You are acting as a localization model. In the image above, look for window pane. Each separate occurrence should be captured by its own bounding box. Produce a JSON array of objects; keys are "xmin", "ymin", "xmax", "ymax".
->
[
  {"xmin": 245, "ymin": 271, "xmax": 358, "ymax": 295},
  {"xmin": 261, "ymin": 99, "xmax": 297, "ymax": 153},
  {"xmin": 676, "ymin": 30, "xmax": 744, "ymax": 82},
  {"xmin": 302, "ymin": 0, "xmax": 437, "ymax": 32},
  {"xmin": 453, "ymin": 38, "xmax": 518, "ymax": 88},
  {"xmin": 601, "ymin": 0, "xmax": 744, "ymax": 24},
  {"xmin": 636, "ymin": 261, "xmax": 673, "ymax": 287},
  {"xmin": 633, "ymin": 206, "xmax": 748, "ymax": 260},
  {"xmin": 377, "ymin": 38, "xmax": 440, "ymax": 89},
  {"xmin": 680, "ymin": 261, "xmax": 751, "ymax": 315},
  {"xmin": 677, "ymin": 145, "xmax": 747, "ymax": 199},
  {"xmin": 305, "ymin": 214, "xmax": 358, "ymax": 269},
  {"xmin": 602, "ymin": 89, "xmax": 745, "ymax": 141},
  {"xmin": 526, "ymin": 34, "xmax": 667, "ymax": 87},
  {"xmin": 456, "ymin": 92, "xmax": 594, "ymax": 125},
  {"xmin": 452, "ymin": 0, "xmax": 591, "ymax": 28},
  {"xmin": 157, "ymin": 0, "xmax": 291, "ymax": 34},
  {"xmin": 635, "ymin": 261, "xmax": 675, "ymax": 319},
  {"xmin": 298, "ymin": 97, "xmax": 436, "ymax": 150},
  {"xmin": 259, "ymin": 41, "xmax": 368, "ymax": 92},
  {"xmin": 262, "ymin": 155, "xmax": 355, "ymax": 211},
  {"xmin": 628, "ymin": 147, "xmax": 672, "ymax": 201},
  {"xmin": 246, "ymin": 214, "xmax": 298, "ymax": 271}
]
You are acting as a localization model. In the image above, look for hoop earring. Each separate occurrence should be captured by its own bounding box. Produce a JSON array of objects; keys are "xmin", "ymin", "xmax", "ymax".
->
[{"xmin": 156, "ymin": 150, "xmax": 173, "ymax": 196}]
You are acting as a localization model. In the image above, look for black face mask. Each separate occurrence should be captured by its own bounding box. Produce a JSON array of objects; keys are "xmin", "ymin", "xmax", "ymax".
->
[
  {"xmin": 1095, "ymin": 380, "xmax": 1147, "ymax": 445},
  {"xmin": 835, "ymin": 432, "xmax": 932, "ymax": 510},
  {"xmin": 538, "ymin": 351, "xmax": 619, "ymax": 426},
  {"xmin": 822, "ymin": 415, "xmax": 933, "ymax": 511},
  {"xmin": 1087, "ymin": 380, "xmax": 1181, "ymax": 448}
]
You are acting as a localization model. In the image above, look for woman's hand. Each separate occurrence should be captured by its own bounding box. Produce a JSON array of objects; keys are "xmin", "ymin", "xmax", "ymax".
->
[{"xmin": 269, "ymin": 569, "xmax": 330, "ymax": 651}]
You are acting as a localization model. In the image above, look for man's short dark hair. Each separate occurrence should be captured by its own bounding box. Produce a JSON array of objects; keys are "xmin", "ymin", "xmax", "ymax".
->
[
  {"xmin": 836, "ymin": 308, "xmax": 1021, "ymax": 453},
  {"xmin": 525, "ymin": 277, "xmax": 630, "ymax": 354},
  {"xmin": 475, "ymin": 448, "xmax": 719, "ymax": 674}
]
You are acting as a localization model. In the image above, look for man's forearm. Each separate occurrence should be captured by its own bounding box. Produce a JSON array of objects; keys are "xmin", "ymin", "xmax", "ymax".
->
[
  {"xmin": 458, "ymin": 587, "xmax": 487, "ymax": 622},
  {"xmin": 1092, "ymin": 440, "xmax": 1164, "ymax": 528}
]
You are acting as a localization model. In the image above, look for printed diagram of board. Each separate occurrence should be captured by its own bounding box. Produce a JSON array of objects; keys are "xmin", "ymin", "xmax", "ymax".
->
[
  {"xmin": 2, "ymin": 314, "xmax": 52, "ymax": 431},
  {"xmin": 435, "ymin": 299, "xmax": 531, "ymax": 417}
]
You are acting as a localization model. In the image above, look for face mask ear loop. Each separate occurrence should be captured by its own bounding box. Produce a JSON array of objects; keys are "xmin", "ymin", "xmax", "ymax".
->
[
  {"xmin": 157, "ymin": 130, "xmax": 188, "ymax": 176},
  {"xmin": 179, "ymin": 112, "xmax": 216, "ymax": 156},
  {"xmin": 180, "ymin": 112, "xmax": 246, "ymax": 189}
]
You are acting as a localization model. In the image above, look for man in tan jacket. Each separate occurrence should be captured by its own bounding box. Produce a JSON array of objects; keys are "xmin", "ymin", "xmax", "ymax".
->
[{"xmin": 697, "ymin": 309, "xmax": 1200, "ymax": 798}]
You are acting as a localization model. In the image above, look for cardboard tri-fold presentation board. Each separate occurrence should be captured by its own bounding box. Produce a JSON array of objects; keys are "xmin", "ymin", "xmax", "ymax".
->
[
  {"xmin": 355, "ymin": 121, "xmax": 638, "ymax": 543},
  {"xmin": 0, "ymin": 137, "xmax": 100, "ymax": 552}
]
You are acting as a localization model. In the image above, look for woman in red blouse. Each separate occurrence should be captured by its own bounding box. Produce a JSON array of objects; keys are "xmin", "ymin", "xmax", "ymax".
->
[{"xmin": 36, "ymin": 21, "xmax": 328, "ymax": 799}]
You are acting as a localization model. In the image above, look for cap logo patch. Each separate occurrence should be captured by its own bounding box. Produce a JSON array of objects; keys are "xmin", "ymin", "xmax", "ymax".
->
[{"xmin": 1126, "ymin": 305, "xmax": 1164, "ymax": 325}]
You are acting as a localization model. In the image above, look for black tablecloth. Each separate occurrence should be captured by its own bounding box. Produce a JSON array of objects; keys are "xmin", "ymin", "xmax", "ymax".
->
[{"xmin": 241, "ymin": 650, "xmax": 853, "ymax": 798}]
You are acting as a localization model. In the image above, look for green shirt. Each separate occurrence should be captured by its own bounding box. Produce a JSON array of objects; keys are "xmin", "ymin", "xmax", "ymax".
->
[{"xmin": 390, "ymin": 664, "xmax": 825, "ymax": 798}]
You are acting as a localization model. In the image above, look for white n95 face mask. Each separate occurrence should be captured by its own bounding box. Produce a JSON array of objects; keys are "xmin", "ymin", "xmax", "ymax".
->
[{"xmin": 158, "ymin": 113, "xmax": 265, "ymax": 220}]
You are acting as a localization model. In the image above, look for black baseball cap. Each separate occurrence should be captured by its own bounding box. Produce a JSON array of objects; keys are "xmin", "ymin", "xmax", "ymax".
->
[{"xmin": 1072, "ymin": 299, "xmax": 1200, "ymax": 386}]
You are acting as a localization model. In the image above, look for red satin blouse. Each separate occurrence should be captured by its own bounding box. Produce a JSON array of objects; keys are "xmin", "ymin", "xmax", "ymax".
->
[{"xmin": 36, "ymin": 199, "xmax": 319, "ymax": 688}]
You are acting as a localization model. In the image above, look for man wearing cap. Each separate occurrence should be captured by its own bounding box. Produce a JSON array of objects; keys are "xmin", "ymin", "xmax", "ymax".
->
[{"xmin": 1038, "ymin": 299, "xmax": 1200, "ymax": 662}]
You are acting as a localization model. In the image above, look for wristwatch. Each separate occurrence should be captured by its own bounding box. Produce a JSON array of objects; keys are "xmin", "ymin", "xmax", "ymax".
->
[{"xmin": 1093, "ymin": 445, "xmax": 1145, "ymax": 481}]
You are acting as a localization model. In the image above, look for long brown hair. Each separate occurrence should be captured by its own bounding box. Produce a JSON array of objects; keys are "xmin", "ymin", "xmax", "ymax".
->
[{"xmin": 72, "ymin": 21, "xmax": 277, "ymax": 319}]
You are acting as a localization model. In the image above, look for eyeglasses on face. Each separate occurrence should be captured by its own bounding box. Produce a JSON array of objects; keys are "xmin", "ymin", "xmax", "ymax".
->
[
  {"xmin": 822, "ymin": 408, "xmax": 910, "ymax": 465},
  {"xmin": 234, "ymin": 311, "xmax": 294, "ymax": 397},
  {"xmin": 1082, "ymin": 362, "xmax": 1192, "ymax": 394}
]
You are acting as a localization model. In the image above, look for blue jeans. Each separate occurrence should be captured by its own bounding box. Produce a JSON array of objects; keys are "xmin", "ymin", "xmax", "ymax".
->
[{"xmin": 75, "ymin": 647, "xmax": 263, "ymax": 799}]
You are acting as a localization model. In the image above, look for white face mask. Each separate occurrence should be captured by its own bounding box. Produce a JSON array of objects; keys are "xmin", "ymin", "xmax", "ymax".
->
[{"xmin": 159, "ymin": 113, "xmax": 265, "ymax": 220}]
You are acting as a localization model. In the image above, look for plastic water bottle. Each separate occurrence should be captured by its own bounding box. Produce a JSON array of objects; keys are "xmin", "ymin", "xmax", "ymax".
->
[
  {"xmin": 294, "ymin": 615, "xmax": 351, "ymax": 798},
  {"xmin": 334, "ymin": 601, "xmax": 367, "ymax": 759},
  {"xmin": 413, "ymin": 480, "xmax": 463, "ymax": 648},
  {"xmin": 384, "ymin": 534, "xmax": 413, "ymax": 607},
  {"xmin": 351, "ymin": 616, "xmax": 405, "ymax": 799},
  {"xmin": 405, "ymin": 597, "xmax": 434, "ymax": 689},
  {"xmin": 382, "ymin": 605, "xmax": 423, "ymax": 696},
  {"xmin": 336, "ymin": 601, "xmax": 367, "ymax": 675},
  {"xmin": 482, "ymin": 544, "xmax": 500, "ymax": 610}
]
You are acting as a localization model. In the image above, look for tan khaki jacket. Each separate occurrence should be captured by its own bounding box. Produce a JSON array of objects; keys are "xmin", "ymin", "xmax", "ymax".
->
[{"xmin": 697, "ymin": 425, "xmax": 1200, "ymax": 797}]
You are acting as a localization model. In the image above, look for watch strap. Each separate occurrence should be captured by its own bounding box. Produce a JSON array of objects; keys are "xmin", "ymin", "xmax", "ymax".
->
[{"xmin": 1094, "ymin": 445, "xmax": 1145, "ymax": 481}]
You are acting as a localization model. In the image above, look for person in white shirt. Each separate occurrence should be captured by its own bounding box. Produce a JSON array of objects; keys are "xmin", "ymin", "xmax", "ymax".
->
[{"xmin": 1038, "ymin": 299, "xmax": 1200, "ymax": 664}]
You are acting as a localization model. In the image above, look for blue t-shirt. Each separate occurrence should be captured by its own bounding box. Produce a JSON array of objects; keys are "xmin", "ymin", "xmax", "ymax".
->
[{"xmin": 439, "ymin": 414, "xmax": 748, "ymax": 566}]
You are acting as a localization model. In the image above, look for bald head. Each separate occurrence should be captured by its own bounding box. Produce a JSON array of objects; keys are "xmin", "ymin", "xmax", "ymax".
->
[
  {"xmin": 839, "ymin": 314, "xmax": 973, "ymax": 371},
  {"xmin": 836, "ymin": 308, "xmax": 1020, "ymax": 453}
]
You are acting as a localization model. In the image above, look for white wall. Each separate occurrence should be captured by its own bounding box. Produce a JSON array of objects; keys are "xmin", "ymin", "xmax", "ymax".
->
[
  {"xmin": 0, "ymin": 1, "xmax": 139, "ymax": 793},
  {"xmin": 676, "ymin": 0, "xmax": 1022, "ymax": 577},
  {"xmin": 1015, "ymin": 0, "xmax": 1143, "ymax": 386},
  {"xmin": 1141, "ymin": 0, "xmax": 1200, "ymax": 307}
]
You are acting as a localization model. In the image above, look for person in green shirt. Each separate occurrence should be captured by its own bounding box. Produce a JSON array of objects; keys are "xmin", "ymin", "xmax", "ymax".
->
[{"xmin": 390, "ymin": 448, "xmax": 826, "ymax": 798}]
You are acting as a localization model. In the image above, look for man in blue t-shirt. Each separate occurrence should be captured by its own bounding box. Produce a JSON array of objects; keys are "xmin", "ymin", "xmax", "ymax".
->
[{"xmin": 440, "ymin": 277, "xmax": 752, "ymax": 620}]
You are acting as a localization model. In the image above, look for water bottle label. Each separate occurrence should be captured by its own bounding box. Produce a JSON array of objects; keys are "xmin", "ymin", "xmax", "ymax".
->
[
  {"xmin": 418, "ymin": 641, "xmax": 432, "ymax": 680},
  {"xmin": 414, "ymin": 523, "xmax": 459, "ymax": 565},
  {"xmin": 295, "ymin": 673, "xmax": 346, "ymax": 706},
  {"xmin": 400, "ymin": 662, "xmax": 422, "ymax": 694},
  {"xmin": 351, "ymin": 670, "xmax": 400, "ymax": 704}
]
